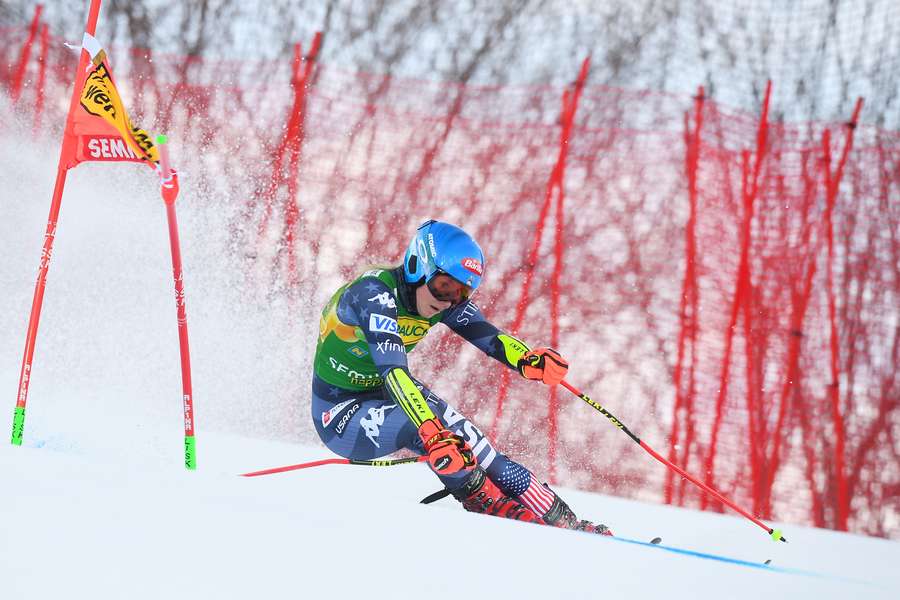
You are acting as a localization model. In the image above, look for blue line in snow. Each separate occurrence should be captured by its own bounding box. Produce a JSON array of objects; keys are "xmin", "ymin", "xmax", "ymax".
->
[{"xmin": 610, "ymin": 535, "xmax": 872, "ymax": 586}]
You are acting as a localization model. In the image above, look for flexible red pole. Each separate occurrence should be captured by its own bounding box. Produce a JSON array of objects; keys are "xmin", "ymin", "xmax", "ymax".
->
[
  {"xmin": 11, "ymin": 0, "xmax": 103, "ymax": 446},
  {"xmin": 166, "ymin": 199, "xmax": 196, "ymax": 469},
  {"xmin": 157, "ymin": 138, "xmax": 196, "ymax": 470},
  {"xmin": 560, "ymin": 380, "xmax": 786, "ymax": 542}
]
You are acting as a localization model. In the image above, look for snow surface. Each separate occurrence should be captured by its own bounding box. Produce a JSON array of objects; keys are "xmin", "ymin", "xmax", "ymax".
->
[
  {"xmin": 3, "ymin": 427, "xmax": 900, "ymax": 599},
  {"xmin": 2, "ymin": 101, "xmax": 899, "ymax": 600}
]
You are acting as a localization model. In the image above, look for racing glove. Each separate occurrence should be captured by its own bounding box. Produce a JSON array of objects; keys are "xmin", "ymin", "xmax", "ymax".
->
[
  {"xmin": 518, "ymin": 347, "xmax": 569, "ymax": 386},
  {"xmin": 418, "ymin": 419, "xmax": 475, "ymax": 475}
]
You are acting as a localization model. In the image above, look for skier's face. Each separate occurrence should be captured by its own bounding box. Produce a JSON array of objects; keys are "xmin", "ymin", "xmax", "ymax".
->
[
  {"xmin": 415, "ymin": 279, "xmax": 452, "ymax": 317},
  {"xmin": 426, "ymin": 272, "xmax": 472, "ymax": 305}
]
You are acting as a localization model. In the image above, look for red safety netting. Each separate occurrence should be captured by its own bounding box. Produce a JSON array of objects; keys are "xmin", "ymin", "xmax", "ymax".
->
[{"xmin": 3, "ymin": 16, "xmax": 898, "ymax": 537}]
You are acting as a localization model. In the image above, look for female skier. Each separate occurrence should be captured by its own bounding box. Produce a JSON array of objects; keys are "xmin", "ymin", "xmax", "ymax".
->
[{"xmin": 311, "ymin": 219, "xmax": 610, "ymax": 534}]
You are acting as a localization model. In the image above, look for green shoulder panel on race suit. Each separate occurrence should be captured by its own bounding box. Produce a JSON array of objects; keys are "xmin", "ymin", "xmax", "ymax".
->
[{"xmin": 313, "ymin": 268, "xmax": 443, "ymax": 391}]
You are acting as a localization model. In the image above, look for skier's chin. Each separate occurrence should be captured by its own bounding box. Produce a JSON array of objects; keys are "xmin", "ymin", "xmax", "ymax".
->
[
  {"xmin": 415, "ymin": 283, "xmax": 451, "ymax": 317},
  {"xmin": 416, "ymin": 300, "xmax": 448, "ymax": 318}
]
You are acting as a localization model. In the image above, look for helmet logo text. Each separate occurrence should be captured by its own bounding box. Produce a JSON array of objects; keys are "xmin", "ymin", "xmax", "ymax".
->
[{"xmin": 462, "ymin": 258, "xmax": 483, "ymax": 276}]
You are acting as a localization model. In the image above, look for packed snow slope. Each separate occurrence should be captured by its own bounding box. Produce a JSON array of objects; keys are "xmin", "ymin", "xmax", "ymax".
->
[
  {"xmin": 2, "ymin": 426, "xmax": 899, "ymax": 600},
  {"xmin": 2, "ymin": 101, "xmax": 899, "ymax": 600}
]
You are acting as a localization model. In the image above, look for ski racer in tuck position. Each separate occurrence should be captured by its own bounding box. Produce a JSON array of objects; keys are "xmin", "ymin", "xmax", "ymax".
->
[{"xmin": 311, "ymin": 219, "xmax": 611, "ymax": 534}]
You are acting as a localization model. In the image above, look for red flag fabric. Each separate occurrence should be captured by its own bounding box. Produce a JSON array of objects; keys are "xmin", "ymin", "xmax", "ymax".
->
[{"xmin": 65, "ymin": 33, "xmax": 159, "ymax": 168}]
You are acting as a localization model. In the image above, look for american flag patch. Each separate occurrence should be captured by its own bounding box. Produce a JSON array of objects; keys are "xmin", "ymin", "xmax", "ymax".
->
[
  {"xmin": 519, "ymin": 474, "xmax": 556, "ymax": 517},
  {"xmin": 496, "ymin": 463, "xmax": 556, "ymax": 517}
]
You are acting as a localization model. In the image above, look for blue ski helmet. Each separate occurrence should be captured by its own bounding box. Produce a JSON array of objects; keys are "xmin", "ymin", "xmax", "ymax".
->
[{"xmin": 403, "ymin": 220, "xmax": 484, "ymax": 291}]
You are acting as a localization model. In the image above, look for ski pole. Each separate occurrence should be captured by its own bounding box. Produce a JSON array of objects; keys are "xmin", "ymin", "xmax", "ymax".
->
[
  {"xmin": 560, "ymin": 380, "xmax": 787, "ymax": 542},
  {"xmin": 241, "ymin": 455, "xmax": 427, "ymax": 477}
]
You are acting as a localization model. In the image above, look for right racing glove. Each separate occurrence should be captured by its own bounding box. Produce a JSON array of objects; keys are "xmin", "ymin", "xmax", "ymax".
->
[{"xmin": 418, "ymin": 419, "xmax": 476, "ymax": 475}]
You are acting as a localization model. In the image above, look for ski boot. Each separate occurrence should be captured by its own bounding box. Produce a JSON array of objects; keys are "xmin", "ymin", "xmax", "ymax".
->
[
  {"xmin": 451, "ymin": 467, "xmax": 542, "ymax": 522},
  {"xmin": 541, "ymin": 488, "xmax": 613, "ymax": 536}
]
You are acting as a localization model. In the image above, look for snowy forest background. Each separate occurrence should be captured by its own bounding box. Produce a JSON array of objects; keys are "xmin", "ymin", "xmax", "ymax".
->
[{"xmin": 3, "ymin": 0, "xmax": 898, "ymax": 126}]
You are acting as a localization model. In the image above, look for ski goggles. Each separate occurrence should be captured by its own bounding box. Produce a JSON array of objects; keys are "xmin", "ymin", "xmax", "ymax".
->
[{"xmin": 426, "ymin": 270, "xmax": 474, "ymax": 305}]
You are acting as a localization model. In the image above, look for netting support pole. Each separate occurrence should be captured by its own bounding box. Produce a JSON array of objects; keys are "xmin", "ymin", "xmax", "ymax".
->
[
  {"xmin": 10, "ymin": 4, "xmax": 44, "ymax": 103},
  {"xmin": 489, "ymin": 57, "xmax": 590, "ymax": 466},
  {"xmin": 254, "ymin": 33, "xmax": 322, "ymax": 291},
  {"xmin": 761, "ymin": 147, "xmax": 824, "ymax": 517},
  {"xmin": 547, "ymin": 56, "xmax": 590, "ymax": 482},
  {"xmin": 255, "ymin": 44, "xmax": 303, "ymax": 242},
  {"xmin": 820, "ymin": 97, "xmax": 864, "ymax": 531},
  {"xmin": 667, "ymin": 86, "xmax": 705, "ymax": 505},
  {"xmin": 702, "ymin": 80, "xmax": 771, "ymax": 510},
  {"xmin": 33, "ymin": 24, "xmax": 49, "ymax": 134},
  {"xmin": 284, "ymin": 31, "xmax": 322, "ymax": 291}
]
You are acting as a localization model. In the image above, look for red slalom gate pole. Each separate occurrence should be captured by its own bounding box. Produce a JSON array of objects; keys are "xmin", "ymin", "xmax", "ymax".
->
[
  {"xmin": 241, "ymin": 455, "xmax": 427, "ymax": 478},
  {"xmin": 156, "ymin": 135, "xmax": 196, "ymax": 470},
  {"xmin": 11, "ymin": 0, "xmax": 103, "ymax": 446},
  {"xmin": 559, "ymin": 380, "xmax": 787, "ymax": 542}
]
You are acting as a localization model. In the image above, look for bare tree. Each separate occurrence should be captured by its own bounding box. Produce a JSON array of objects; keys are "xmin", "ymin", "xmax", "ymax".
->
[{"xmin": 5, "ymin": 0, "xmax": 897, "ymax": 124}]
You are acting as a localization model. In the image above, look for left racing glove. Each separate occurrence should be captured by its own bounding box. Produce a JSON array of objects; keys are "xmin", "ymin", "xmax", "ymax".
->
[{"xmin": 518, "ymin": 347, "xmax": 568, "ymax": 386}]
